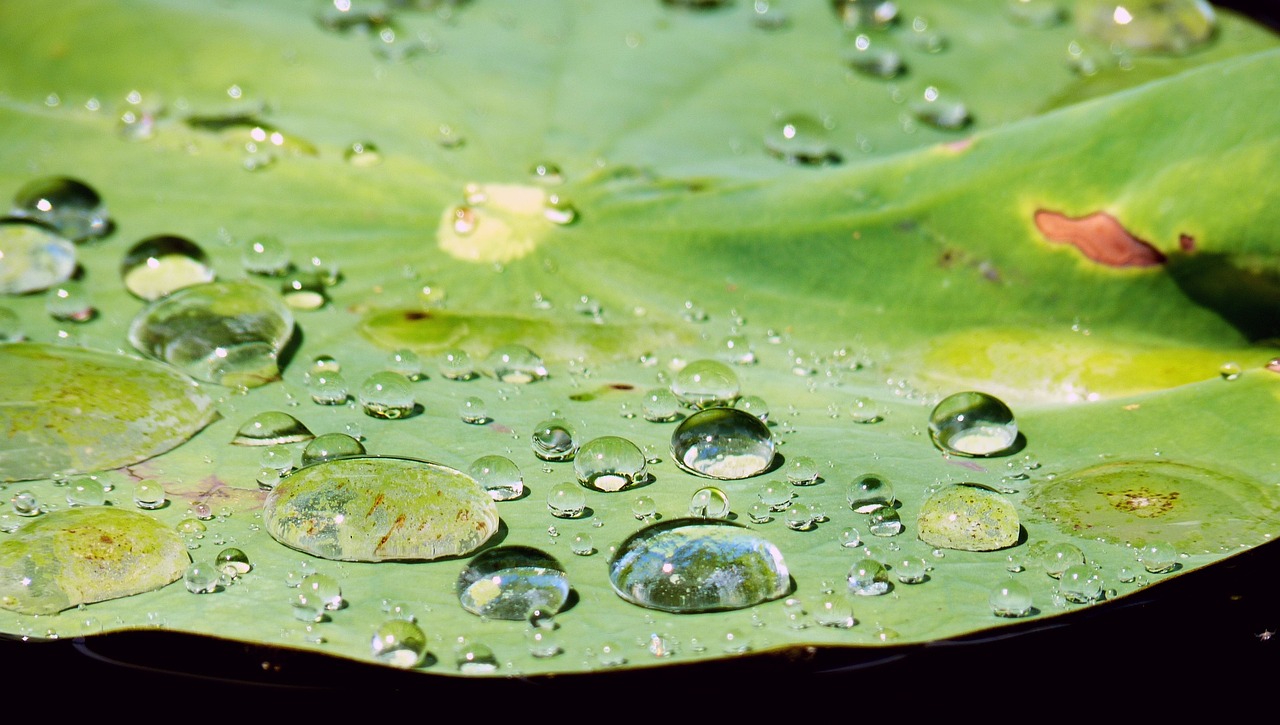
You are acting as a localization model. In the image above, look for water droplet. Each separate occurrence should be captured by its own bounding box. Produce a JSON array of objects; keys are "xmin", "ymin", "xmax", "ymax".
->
[
  {"xmin": 526, "ymin": 626, "xmax": 562, "ymax": 658},
  {"xmin": 133, "ymin": 481, "xmax": 167, "ymax": 510},
  {"xmin": 300, "ymin": 573, "xmax": 343, "ymax": 610},
  {"xmin": 1138, "ymin": 540, "xmax": 1178, "ymax": 573},
  {"xmin": 895, "ymin": 557, "xmax": 928, "ymax": 584},
  {"xmin": 849, "ymin": 396, "xmax": 885, "ymax": 424},
  {"xmin": 307, "ymin": 371, "xmax": 350, "ymax": 405},
  {"xmin": 0, "ymin": 306, "xmax": 23, "ymax": 342},
  {"xmin": 543, "ymin": 193, "xmax": 578, "ymax": 225},
  {"xmin": 847, "ymin": 473, "xmax": 896, "ymax": 513},
  {"xmin": 928, "ymin": 391, "xmax": 1019, "ymax": 457},
  {"xmin": 66, "ymin": 478, "xmax": 106, "ymax": 507},
  {"xmin": 183, "ymin": 562, "xmax": 220, "ymax": 594},
  {"xmin": 735, "ymin": 394, "xmax": 770, "ymax": 423},
  {"xmin": 215, "ymin": 547, "xmax": 251, "ymax": 577},
  {"xmin": 436, "ymin": 123, "xmax": 464, "ymax": 149},
  {"xmin": 386, "ymin": 348, "xmax": 424, "ymax": 381},
  {"xmin": 1059, "ymin": 564, "xmax": 1103, "ymax": 603},
  {"xmin": 457, "ymin": 546, "xmax": 571, "ymax": 620},
  {"xmin": 990, "ymin": 579, "xmax": 1033, "ymax": 617},
  {"xmin": 756, "ymin": 481, "xmax": 791, "ymax": 512},
  {"xmin": 468, "ymin": 455, "xmax": 525, "ymax": 501},
  {"xmin": 44, "ymin": 280, "xmax": 95, "ymax": 322},
  {"xmin": 436, "ymin": 348, "xmax": 475, "ymax": 380},
  {"xmin": 1219, "ymin": 361, "xmax": 1241, "ymax": 381},
  {"xmin": 458, "ymin": 396, "xmax": 490, "ymax": 424},
  {"xmin": 867, "ymin": 507, "xmax": 903, "ymax": 537},
  {"xmin": 546, "ymin": 482, "xmax": 586, "ymax": 518},
  {"xmin": 834, "ymin": 0, "xmax": 899, "ymax": 31},
  {"xmin": 530, "ymin": 419, "xmax": 576, "ymax": 462},
  {"xmin": 669, "ymin": 360, "xmax": 739, "ymax": 409},
  {"xmin": 358, "ymin": 371, "xmax": 415, "ymax": 418},
  {"xmin": 0, "ymin": 219, "xmax": 77, "ymax": 294},
  {"xmin": 910, "ymin": 85, "xmax": 971, "ymax": 130},
  {"xmin": 280, "ymin": 271, "xmax": 329, "ymax": 310},
  {"xmin": 916, "ymin": 483, "xmax": 1021, "ymax": 551},
  {"xmin": 608, "ymin": 518, "xmax": 791, "ymax": 613},
  {"xmin": 688, "ymin": 487, "xmax": 731, "ymax": 518},
  {"xmin": 231, "ymin": 411, "xmax": 314, "ymax": 446},
  {"xmin": 128, "ymin": 280, "xmax": 294, "ymax": 388},
  {"xmin": 529, "ymin": 162, "xmax": 564, "ymax": 185},
  {"xmin": 371, "ymin": 619, "xmax": 428, "ymax": 668},
  {"xmin": 120, "ymin": 235, "xmax": 216, "ymax": 301},
  {"xmin": 1042, "ymin": 542, "xmax": 1086, "ymax": 578},
  {"xmin": 570, "ymin": 533, "xmax": 594, "ymax": 556},
  {"xmin": 847, "ymin": 558, "xmax": 891, "ymax": 596},
  {"xmin": 345, "ymin": 141, "xmax": 382, "ymax": 167},
  {"xmin": 1005, "ymin": 0, "xmax": 1065, "ymax": 27},
  {"xmin": 811, "ymin": 594, "xmax": 856, "ymax": 628},
  {"xmin": 844, "ymin": 34, "xmax": 905, "ymax": 78},
  {"xmin": 10, "ymin": 177, "xmax": 110, "ymax": 242},
  {"xmin": 300, "ymin": 432, "xmax": 366, "ymax": 465},
  {"xmin": 671, "ymin": 408, "xmax": 775, "ymax": 480},
  {"xmin": 484, "ymin": 344, "xmax": 547, "ymax": 383},
  {"xmin": 574, "ymin": 436, "xmax": 646, "ymax": 492},
  {"xmin": 764, "ymin": 113, "xmax": 840, "ymax": 165},
  {"xmin": 784, "ymin": 503, "xmax": 816, "ymax": 531},
  {"xmin": 1076, "ymin": 0, "xmax": 1215, "ymax": 54}
]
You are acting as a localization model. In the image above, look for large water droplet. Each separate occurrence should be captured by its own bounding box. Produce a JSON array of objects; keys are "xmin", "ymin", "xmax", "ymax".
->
[
  {"xmin": 10, "ymin": 177, "xmax": 110, "ymax": 242},
  {"xmin": 764, "ymin": 114, "xmax": 841, "ymax": 165},
  {"xmin": 608, "ymin": 518, "xmax": 790, "ymax": 613},
  {"xmin": 989, "ymin": 579, "xmax": 1033, "ymax": 617},
  {"xmin": 358, "ymin": 371, "xmax": 415, "ymax": 419},
  {"xmin": 916, "ymin": 483, "xmax": 1021, "ymax": 551},
  {"xmin": 127, "ymin": 280, "xmax": 294, "ymax": 388},
  {"xmin": 120, "ymin": 235, "xmax": 216, "ymax": 301},
  {"xmin": 671, "ymin": 408, "xmax": 775, "ymax": 480},
  {"xmin": 1075, "ymin": 0, "xmax": 1215, "ymax": 54},
  {"xmin": 371, "ymin": 619, "xmax": 428, "ymax": 668},
  {"xmin": 457, "ymin": 546, "xmax": 570, "ymax": 620},
  {"xmin": 0, "ymin": 220, "xmax": 76, "ymax": 294},
  {"xmin": 928, "ymin": 391, "xmax": 1019, "ymax": 457},
  {"xmin": 574, "ymin": 436, "xmax": 647, "ymax": 492},
  {"xmin": 669, "ymin": 359, "xmax": 740, "ymax": 409}
]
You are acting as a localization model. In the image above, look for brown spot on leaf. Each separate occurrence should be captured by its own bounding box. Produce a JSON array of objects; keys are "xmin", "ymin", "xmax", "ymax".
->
[
  {"xmin": 403, "ymin": 310, "xmax": 431, "ymax": 321},
  {"xmin": 1034, "ymin": 210, "xmax": 1166, "ymax": 267},
  {"xmin": 1101, "ymin": 488, "xmax": 1180, "ymax": 518},
  {"xmin": 1179, "ymin": 234, "xmax": 1196, "ymax": 252}
]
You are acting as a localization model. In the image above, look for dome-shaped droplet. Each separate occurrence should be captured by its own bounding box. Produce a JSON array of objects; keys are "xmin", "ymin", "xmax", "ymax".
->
[
  {"xmin": 264, "ymin": 456, "xmax": 498, "ymax": 562},
  {"xmin": 300, "ymin": 432, "xmax": 366, "ymax": 466},
  {"xmin": 10, "ymin": 176, "xmax": 110, "ymax": 242},
  {"xmin": 371, "ymin": 619, "xmax": 428, "ymax": 668},
  {"xmin": 785, "ymin": 456, "xmax": 820, "ymax": 486},
  {"xmin": 671, "ymin": 408, "xmax": 775, "ymax": 480},
  {"xmin": 120, "ymin": 235, "xmax": 216, "ymax": 301},
  {"xmin": 928, "ymin": 391, "xmax": 1019, "ymax": 457},
  {"xmin": 1075, "ymin": 0, "xmax": 1215, "ymax": 54},
  {"xmin": 0, "ymin": 219, "xmax": 76, "ymax": 294},
  {"xmin": 642, "ymin": 388, "xmax": 681, "ymax": 422},
  {"xmin": 358, "ymin": 371, "xmax": 415, "ymax": 419},
  {"xmin": 1041, "ymin": 541, "xmax": 1086, "ymax": 578},
  {"xmin": 240, "ymin": 235, "xmax": 290, "ymax": 276},
  {"xmin": 438, "ymin": 348, "xmax": 475, "ymax": 380},
  {"xmin": 574, "ymin": 436, "xmax": 646, "ymax": 492},
  {"xmin": 468, "ymin": 455, "xmax": 524, "ymax": 501},
  {"xmin": 127, "ymin": 280, "xmax": 294, "ymax": 388},
  {"xmin": 1059, "ymin": 564, "xmax": 1103, "ymax": 603},
  {"xmin": 910, "ymin": 85, "xmax": 971, "ymax": 130},
  {"xmin": 764, "ymin": 114, "xmax": 840, "ymax": 165},
  {"xmin": 990, "ymin": 579, "xmax": 1033, "ymax": 617},
  {"xmin": 231, "ymin": 411, "xmax": 314, "ymax": 446},
  {"xmin": 847, "ymin": 558, "xmax": 891, "ymax": 596},
  {"xmin": 546, "ymin": 482, "xmax": 586, "ymax": 518},
  {"xmin": 670, "ymin": 359, "xmax": 740, "ymax": 409},
  {"xmin": 484, "ymin": 344, "xmax": 547, "ymax": 383},
  {"xmin": 608, "ymin": 518, "xmax": 790, "ymax": 613},
  {"xmin": 688, "ymin": 486, "xmax": 730, "ymax": 518},
  {"xmin": 844, "ymin": 34, "xmax": 905, "ymax": 78},
  {"xmin": 457, "ymin": 546, "xmax": 570, "ymax": 620},
  {"xmin": 531, "ymin": 419, "xmax": 577, "ymax": 462},
  {"xmin": 916, "ymin": 483, "xmax": 1020, "ymax": 551},
  {"xmin": 847, "ymin": 473, "xmax": 895, "ymax": 513}
]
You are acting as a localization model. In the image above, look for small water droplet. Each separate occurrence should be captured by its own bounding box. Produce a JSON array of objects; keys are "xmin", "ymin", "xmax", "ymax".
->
[
  {"xmin": 849, "ymin": 396, "xmax": 885, "ymax": 424},
  {"xmin": 688, "ymin": 487, "xmax": 731, "ymax": 518},
  {"xmin": 485, "ymin": 344, "xmax": 548, "ymax": 383},
  {"xmin": 370, "ymin": 619, "xmax": 427, "ymax": 668},
  {"xmin": 1041, "ymin": 542, "xmax": 1086, "ymax": 578},
  {"xmin": 546, "ymin": 482, "xmax": 586, "ymax": 518},
  {"xmin": 844, "ymin": 33, "xmax": 905, "ymax": 78},
  {"xmin": 895, "ymin": 557, "xmax": 928, "ymax": 584},
  {"xmin": 847, "ymin": 558, "xmax": 891, "ymax": 596},
  {"xmin": 834, "ymin": 0, "xmax": 899, "ymax": 31},
  {"xmin": 838, "ymin": 527, "xmax": 863, "ymax": 548},
  {"xmin": 469, "ymin": 455, "xmax": 525, "ymax": 502},
  {"xmin": 735, "ymin": 395, "xmax": 770, "ymax": 423},
  {"xmin": 300, "ymin": 432, "xmax": 366, "ymax": 465},
  {"xmin": 344, "ymin": 140, "xmax": 382, "ymax": 167},
  {"xmin": 215, "ymin": 547, "xmax": 251, "ymax": 577},
  {"xmin": 867, "ymin": 507, "xmax": 903, "ymax": 537},
  {"xmin": 66, "ymin": 477, "xmax": 106, "ymax": 507},
  {"xmin": 532, "ymin": 419, "xmax": 578, "ymax": 462},
  {"xmin": 1137, "ymin": 540, "xmax": 1178, "ymax": 573},
  {"xmin": 183, "ymin": 562, "xmax": 220, "ymax": 594},
  {"xmin": 848, "ymin": 473, "xmax": 895, "ymax": 513},
  {"xmin": 764, "ymin": 114, "xmax": 840, "ymax": 165},
  {"xmin": 44, "ymin": 280, "xmax": 95, "ymax": 322},
  {"xmin": 1005, "ymin": 0, "xmax": 1066, "ymax": 27},
  {"xmin": 631, "ymin": 495, "xmax": 657, "ymax": 521},
  {"xmin": 10, "ymin": 177, "xmax": 110, "ymax": 242},
  {"xmin": 358, "ymin": 371, "xmax": 415, "ymax": 418},
  {"xmin": 1219, "ymin": 361, "xmax": 1241, "ymax": 381},
  {"xmin": 784, "ymin": 455, "xmax": 820, "ymax": 486},
  {"xmin": 133, "ymin": 481, "xmax": 167, "ymax": 510},
  {"xmin": 436, "ymin": 348, "xmax": 475, "ymax": 381},
  {"xmin": 910, "ymin": 85, "xmax": 971, "ymax": 130},
  {"xmin": 990, "ymin": 579, "xmax": 1033, "ymax": 617},
  {"xmin": 784, "ymin": 503, "xmax": 816, "ymax": 531},
  {"xmin": 0, "ymin": 219, "xmax": 77, "ymax": 295},
  {"xmin": 453, "ymin": 637, "xmax": 499, "ymax": 674},
  {"xmin": 758, "ymin": 481, "xmax": 793, "ymax": 512},
  {"xmin": 458, "ymin": 396, "xmax": 490, "ymax": 424}
]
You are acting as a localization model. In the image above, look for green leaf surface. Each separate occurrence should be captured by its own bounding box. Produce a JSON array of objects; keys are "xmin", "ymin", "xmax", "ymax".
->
[{"xmin": 0, "ymin": 0, "xmax": 1278, "ymax": 678}]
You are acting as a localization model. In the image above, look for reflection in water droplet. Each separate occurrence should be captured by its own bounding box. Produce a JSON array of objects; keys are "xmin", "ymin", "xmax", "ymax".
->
[
  {"xmin": 232, "ymin": 411, "xmax": 314, "ymax": 446},
  {"xmin": 300, "ymin": 432, "xmax": 366, "ymax": 465},
  {"xmin": 530, "ymin": 162, "xmax": 564, "ymax": 185},
  {"xmin": 844, "ymin": 34, "xmax": 904, "ymax": 78},
  {"xmin": 0, "ymin": 220, "xmax": 77, "ymax": 295},
  {"xmin": 438, "ymin": 348, "xmax": 475, "ymax": 380},
  {"xmin": 847, "ymin": 558, "xmax": 890, "ymax": 596},
  {"xmin": 910, "ymin": 86, "xmax": 971, "ymax": 130},
  {"xmin": 371, "ymin": 619, "xmax": 427, "ymax": 668},
  {"xmin": 543, "ymin": 193, "xmax": 577, "ymax": 225},
  {"xmin": 575, "ymin": 436, "xmax": 646, "ymax": 492},
  {"xmin": 689, "ymin": 487, "xmax": 731, "ymax": 518},
  {"xmin": 546, "ymin": 482, "xmax": 586, "ymax": 518},
  {"xmin": 849, "ymin": 396, "xmax": 885, "ymax": 424},
  {"xmin": 736, "ymin": 395, "xmax": 770, "ymax": 423},
  {"xmin": 216, "ymin": 547, "xmax": 251, "ymax": 577},
  {"xmin": 66, "ymin": 478, "xmax": 106, "ymax": 507},
  {"xmin": 120, "ymin": 235, "xmax": 216, "ymax": 301},
  {"xmin": 764, "ymin": 114, "xmax": 840, "ymax": 165},
  {"xmin": 928, "ymin": 391, "xmax": 1018, "ymax": 456},
  {"xmin": 457, "ymin": 546, "xmax": 570, "ymax": 620},
  {"xmin": 671, "ymin": 408, "xmax": 775, "ymax": 480},
  {"xmin": 10, "ymin": 177, "xmax": 110, "ymax": 242},
  {"xmin": 280, "ymin": 271, "xmax": 328, "ymax": 310},
  {"xmin": 608, "ymin": 518, "xmax": 790, "ymax": 613},
  {"xmin": 358, "ymin": 371, "xmax": 415, "ymax": 418},
  {"xmin": 183, "ymin": 562, "xmax": 220, "ymax": 594},
  {"xmin": 1218, "ymin": 361, "xmax": 1241, "ymax": 381},
  {"xmin": 1075, "ymin": 0, "xmax": 1215, "ymax": 54},
  {"xmin": 133, "ymin": 481, "xmax": 167, "ymax": 510},
  {"xmin": 784, "ymin": 503, "xmax": 815, "ymax": 531},
  {"xmin": 868, "ymin": 507, "xmax": 903, "ymax": 537},
  {"xmin": 642, "ymin": 388, "xmax": 681, "ymax": 422},
  {"xmin": 1059, "ymin": 564, "xmax": 1103, "ymax": 603},
  {"xmin": 240, "ymin": 235, "xmax": 290, "ymax": 276},
  {"xmin": 307, "ymin": 371, "xmax": 349, "ymax": 405},
  {"xmin": 848, "ymin": 473, "xmax": 895, "ymax": 513},
  {"xmin": 11, "ymin": 491, "xmax": 41, "ymax": 516},
  {"xmin": 812, "ymin": 595, "xmax": 856, "ymax": 628},
  {"xmin": 670, "ymin": 359, "xmax": 739, "ymax": 409},
  {"xmin": 895, "ymin": 557, "xmax": 928, "ymax": 584},
  {"xmin": 469, "ymin": 455, "xmax": 524, "ymax": 501},
  {"xmin": 127, "ymin": 281, "xmax": 294, "ymax": 388},
  {"xmin": 990, "ymin": 579, "xmax": 1033, "ymax": 616},
  {"xmin": 785, "ymin": 456, "xmax": 820, "ymax": 486},
  {"xmin": 485, "ymin": 344, "xmax": 547, "ymax": 383},
  {"xmin": 1041, "ymin": 542, "xmax": 1085, "ymax": 578},
  {"xmin": 532, "ymin": 419, "xmax": 578, "ymax": 462},
  {"xmin": 458, "ymin": 396, "xmax": 490, "ymax": 424},
  {"xmin": 45, "ymin": 281, "xmax": 95, "ymax": 322},
  {"xmin": 386, "ymin": 348, "xmax": 424, "ymax": 381},
  {"xmin": 1138, "ymin": 540, "xmax": 1177, "ymax": 573}
]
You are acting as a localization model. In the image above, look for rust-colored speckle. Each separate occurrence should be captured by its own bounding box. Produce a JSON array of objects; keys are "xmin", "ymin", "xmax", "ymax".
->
[
  {"xmin": 1101, "ymin": 488, "xmax": 1180, "ymax": 518},
  {"xmin": 366, "ymin": 492, "xmax": 384, "ymax": 517},
  {"xmin": 1034, "ymin": 209, "xmax": 1166, "ymax": 267},
  {"xmin": 609, "ymin": 383, "xmax": 635, "ymax": 391},
  {"xmin": 1179, "ymin": 234, "xmax": 1196, "ymax": 252},
  {"xmin": 375, "ymin": 514, "xmax": 407, "ymax": 554},
  {"xmin": 403, "ymin": 310, "xmax": 431, "ymax": 321}
]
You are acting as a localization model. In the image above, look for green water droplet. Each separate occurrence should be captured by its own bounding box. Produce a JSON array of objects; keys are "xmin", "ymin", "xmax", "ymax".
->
[
  {"xmin": 1138, "ymin": 540, "xmax": 1178, "ymax": 573},
  {"xmin": 458, "ymin": 396, "xmax": 490, "ymax": 424},
  {"xmin": 307, "ymin": 371, "xmax": 349, "ymax": 405},
  {"xmin": 990, "ymin": 579, "xmax": 1033, "ymax": 617},
  {"xmin": 764, "ymin": 114, "xmax": 841, "ymax": 165},
  {"xmin": 183, "ymin": 561, "xmax": 220, "ymax": 594},
  {"xmin": 689, "ymin": 486, "xmax": 730, "ymax": 518},
  {"xmin": 231, "ymin": 411, "xmax": 314, "ymax": 446},
  {"xmin": 344, "ymin": 141, "xmax": 382, "ymax": 167},
  {"xmin": 867, "ymin": 507, "xmax": 903, "ymax": 537},
  {"xmin": 916, "ymin": 483, "xmax": 1021, "ymax": 551},
  {"xmin": 215, "ymin": 547, "xmax": 251, "ymax": 577},
  {"xmin": 66, "ymin": 478, "xmax": 106, "ymax": 507},
  {"xmin": 438, "ymin": 348, "xmax": 476, "ymax": 380},
  {"xmin": 785, "ymin": 456, "xmax": 820, "ymax": 486},
  {"xmin": 546, "ymin": 482, "xmax": 586, "ymax": 518},
  {"xmin": 133, "ymin": 481, "xmax": 167, "ymax": 510},
  {"xmin": 358, "ymin": 371, "xmax": 415, "ymax": 418},
  {"xmin": 848, "ymin": 473, "xmax": 895, "ymax": 513},
  {"xmin": 0, "ymin": 219, "xmax": 76, "ymax": 294},
  {"xmin": 532, "ymin": 419, "xmax": 578, "ymax": 462},
  {"xmin": 44, "ymin": 280, "xmax": 95, "ymax": 322},
  {"xmin": 457, "ymin": 546, "xmax": 570, "ymax": 620},
  {"xmin": 833, "ymin": 0, "xmax": 899, "ymax": 31},
  {"xmin": 847, "ymin": 558, "xmax": 891, "ymax": 595},
  {"xmin": 300, "ymin": 432, "xmax": 366, "ymax": 465},
  {"xmin": 10, "ymin": 177, "xmax": 109, "ymax": 242},
  {"xmin": 671, "ymin": 408, "xmax": 775, "ymax": 480},
  {"xmin": 1075, "ymin": 0, "xmax": 1215, "ymax": 54},
  {"xmin": 280, "ymin": 271, "xmax": 329, "ymax": 310},
  {"xmin": 608, "ymin": 518, "xmax": 791, "ymax": 613},
  {"xmin": 928, "ymin": 391, "xmax": 1019, "ymax": 457},
  {"xmin": 371, "ymin": 619, "xmax": 428, "ymax": 668},
  {"xmin": 120, "ymin": 235, "xmax": 215, "ymax": 301},
  {"xmin": 485, "ymin": 344, "xmax": 547, "ymax": 383},
  {"xmin": 844, "ymin": 33, "xmax": 905, "ymax": 78},
  {"xmin": 468, "ymin": 455, "xmax": 524, "ymax": 501},
  {"xmin": 642, "ymin": 388, "xmax": 681, "ymax": 422},
  {"xmin": 910, "ymin": 85, "xmax": 971, "ymax": 130},
  {"xmin": 784, "ymin": 503, "xmax": 816, "ymax": 531},
  {"xmin": 1042, "ymin": 542, "xmax": 1086, "ymax": 578},
  {"xmin": 1006, "ymin": 0, "xmax": 1066, "ymax": 27},
  {"xmin": 1059, "ymin": 564, "xmax": 1103, "ymax": 603},
  {"xmin": 575, "ymin": 436, "xmax": 647, "ymax": 492},
  {"xmin": 386, "ymin": 348, "xmax": 424, "ymax": 381}
]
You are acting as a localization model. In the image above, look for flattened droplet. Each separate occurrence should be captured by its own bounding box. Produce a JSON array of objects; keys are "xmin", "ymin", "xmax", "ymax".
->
[
  {"xmin": 0, "ymin": 507, "xmax": 189, "ymax": 615},
  {"xmin": 1025, "ymin": 460, "xmax": 1280, "ymax": 552},
  {"xmin": 456, "ymin": 546, "xmax": 570, "ymax": 620},
  {"xmin": 10, "ymin": 176, "xmax": 110, "ymax": 242},
  {"xmin": 120, "ymin": 235, "xmax": 216, "ymax": 301},
  {"xmin": 0, "ymin": 343, "xmax": 217, "ymax": 482},
  {"xmin": 1076, "ymin": 0, "xmax": 1216, "ymax": 54},
  {"xmin": 671, "ymin": 408, "xmax": 775, "ymax": 480},
  {"xmin": 917, "ymin": 483, "xmax": 1020, "ymax": 551},
  {"xmin": 263, "ymin": 456, "xmax": 499, "ymax": 562},
  {"xmin": 231, "ymin": 411, "xmax": 314, "ymax": 446},
  {"xmin": 127, "ymin": 280, "xmax": 294, "ymax": 388},
  {"xmin": 0, "ymin": 220, "xmax": 76, "ymax": 294},
  {"xmin": 608, "ymin": 518, "xmax": 790, "ymax": 613}
]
